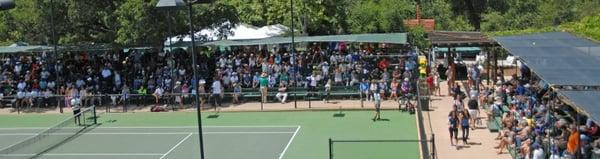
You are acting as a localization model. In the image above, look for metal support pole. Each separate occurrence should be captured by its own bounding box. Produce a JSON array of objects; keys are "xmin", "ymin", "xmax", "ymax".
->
[
  {"xmin": 360, "ymin": 90, "xmax": 363, "ymax": 108},
  {"xmin": 50, "ymin": 0, "xmax": 62, "ymax": 113},
  {"xmin": 308, "ymin": 94, "xmax": 311, "ymax": 108},
  {"xmin": 294, "ymin": 93, "xmax": 297, "ymax": 109},
  {"xmin": 486, "ymin": 50, "xmax": 490, "ymax": 85},
  {"xmin": 328, "ymin": 138, "xmax": 333, "ymax": 159},
  {"xmin": 187, "ymin": 2, "xmax": 205, "ymax": 159},
  {"xmin": 431, "ymin": 133, "xmax": 436, "ymax": 159}
]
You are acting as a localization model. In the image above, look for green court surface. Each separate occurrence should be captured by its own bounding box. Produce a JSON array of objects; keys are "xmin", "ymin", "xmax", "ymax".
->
[{"xmin": 0, "ymin": 110, "xmax": 418, "ymax": 159}]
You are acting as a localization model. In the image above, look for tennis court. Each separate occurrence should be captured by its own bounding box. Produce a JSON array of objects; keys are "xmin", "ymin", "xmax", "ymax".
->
[
  {"xmin": 0, "ymin": 126, "xmax": 299, "ymax": 159},
  {"xmin": 0, "ymin": 110, "xmax": 419, "ymax": 159}
]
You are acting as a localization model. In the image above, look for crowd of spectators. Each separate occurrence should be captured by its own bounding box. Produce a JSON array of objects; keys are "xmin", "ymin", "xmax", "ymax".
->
[
  {"xmin": 0, "ymin": 43, "xmax": 419, "ymax": 109},
  {"xmin": 210, "ymin": 43, "xmax": 418, "ymax": 104},
  {"xmin": 0, "ymin": 49, "xmax": 212, "ymax": 108},
  {"xmin": 468, "ymin": 66, "xmax": 600, "ymax": 159}
]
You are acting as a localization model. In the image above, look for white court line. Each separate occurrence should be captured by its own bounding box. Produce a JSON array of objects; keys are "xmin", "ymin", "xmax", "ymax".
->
[
  {"xmin": 0, "ymin": 132, "xmax": 296, "ymax": 136},
  {"xmin": 0, "ymin": 153, "xmax": 163, "ymax": 156},
  {"xmin": 160, "ymin": 133, "xmax": 193, "ymax": 159},
  {"xmin": 278, "ymin": 126, "xmax": 301, "ymax": 159},
  {"xmin": 0, "ymin": 125, "xmax": 301, "ymax": 130}
]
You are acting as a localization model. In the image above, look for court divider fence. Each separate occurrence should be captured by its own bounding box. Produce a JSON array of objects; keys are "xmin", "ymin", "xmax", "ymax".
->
[{"xmin": 0, "ymin": 90, "xmax": 369, "ymax": 114}]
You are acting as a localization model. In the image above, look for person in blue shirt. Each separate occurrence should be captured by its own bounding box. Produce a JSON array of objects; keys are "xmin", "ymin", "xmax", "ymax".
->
[
  {"xmin": 460, "ymin": 110, "xmax": 471, "ymax": 145},
  {"xmin": 448, "ymin": 110, "xmax": 459, "ymax": 146},
  {"xmin": 360, "ymin": 79, "xmax": 370, "ymax": 101}
]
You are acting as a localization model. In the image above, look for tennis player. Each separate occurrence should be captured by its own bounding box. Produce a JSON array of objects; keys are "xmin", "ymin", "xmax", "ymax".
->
[
  {"xmin": 71, "ymin": 98, "xmax": 81, "ymax": 125},
  {"xmin": 372, "ymin": 91, "xmax": 382, "ymax": 121}
]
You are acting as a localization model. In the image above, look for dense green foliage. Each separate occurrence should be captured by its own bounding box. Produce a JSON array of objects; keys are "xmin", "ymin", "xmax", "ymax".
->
[{"xmin": 0, "ymin": 0, "xmax": 599, "ymax": 46}]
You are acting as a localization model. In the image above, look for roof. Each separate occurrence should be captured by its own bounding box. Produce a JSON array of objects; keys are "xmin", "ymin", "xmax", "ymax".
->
[
  {"xmin": 430, "ymin": 31, "xmax": 497, "ymax": 47},
  {"xmin": 433, "ymin": 47, "xmax": 481, "ymax": 52},
  {"xmin": 200, "ymin": 33, "xmax": 408, "ymax": 46},
  {"xmin": 0, "ymin": 46, "xmax": 52, "ymax": 53},
  {"xmin": 559, "ymin": 91, "xmax": 600, "ymax": 123},
  {"xmin": 495, "ymin": 32, "xmax": 600, "ymax": 86}
]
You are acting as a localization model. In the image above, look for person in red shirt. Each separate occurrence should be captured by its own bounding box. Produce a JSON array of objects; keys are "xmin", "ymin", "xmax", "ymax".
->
[
  {"xmin": 377, "ymin": 58, "xmax": 390, "ymax": 70},
  {"xmin": 426, "ymin": 73, "xmax": 434, "ymax": 96}
]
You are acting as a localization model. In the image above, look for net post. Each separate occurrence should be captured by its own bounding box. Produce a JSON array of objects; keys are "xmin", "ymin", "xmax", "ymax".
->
[
  {"xmin": 58, "ymin": 95, "xmax": 63, "ymax": 113},
  {"xmin": 294, "ymin": 93, "xmax": 297, "ymax": 109},
  {"xmin": 359, "ymin": 90, "xmax": 363, "ymax": 108},
  {"xmin": 308, "ymin": 93, "xmax": 312, "ymax": 108},
  {"xmin": 124, "ymin": 96, "xmax": 127, "ymax": 113},
  {"xmin": 329, "ymin": 138, "xmax": 333, "ymax": 159},
  {"xmin": 16, "ymin": 102, "xmax": 20, "ymax": 114},
  {"xmin": 93, "ymin": 106, "xmax": 97, "ymax": 124}
]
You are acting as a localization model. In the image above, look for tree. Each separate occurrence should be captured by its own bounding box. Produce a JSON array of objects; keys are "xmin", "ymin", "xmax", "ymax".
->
[
  {"xmin": 408, "ymin": 26, "xmax": 430, "ymax": 50},
  {"xmin": 347, "ymin": 0, "xmax": 414, "ymax": 33}
]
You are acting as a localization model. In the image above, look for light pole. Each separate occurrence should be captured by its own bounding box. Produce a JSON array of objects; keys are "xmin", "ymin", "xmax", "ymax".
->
[
  {"xmin": 49, "ymin": 0, "xmax": 63, "ymax": 113},
  {"xmin": 0, "ymin": 0, "xmax": 15, "ymax": 11},
  {"xmin": 156, "ymin": 0, "xmax": 211, "ymax": 158}
]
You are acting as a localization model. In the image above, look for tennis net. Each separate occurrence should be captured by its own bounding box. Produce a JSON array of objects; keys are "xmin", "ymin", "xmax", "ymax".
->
[{"xmin": 0, "ymin": 106, "xmax": 97, "ymax": 158}]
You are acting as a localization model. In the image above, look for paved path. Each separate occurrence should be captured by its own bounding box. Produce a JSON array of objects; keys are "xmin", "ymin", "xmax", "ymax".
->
[{"xmin": 421, "ymin": 82, "xmax": 511, "ymax": 159}]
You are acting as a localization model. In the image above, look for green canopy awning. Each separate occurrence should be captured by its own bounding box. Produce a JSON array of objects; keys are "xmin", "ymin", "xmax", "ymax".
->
[
  {"xmin": 187, "ymin": 33, "xmax": 407, "ymax": 47},
  {"xmin": 0, "ymin": 46, "xmax": 52, "ymax": 54}
]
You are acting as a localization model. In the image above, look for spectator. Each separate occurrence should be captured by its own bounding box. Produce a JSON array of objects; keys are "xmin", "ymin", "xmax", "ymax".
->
[
  {"xmin": 369, "ymin": 80, "xmax": 377, "ymax": 101},
  {"xmin": 198, "ymin": 80, "xmax": 206, "ymax": 107},
  {"xmin": 275, "ymin": 83, "xmax": 288, "ymax": 104},
  {"xmin": 467, "ymin": 94, "xmax": 480, "ymax": 129},
  {"xmin": 389, "ymin": 79, "xmax": 399, "ymax": 101},
  {"xmin": 426, "ymin": 73, "xmax": 434, "ymax": 95},
  {"xmin": 211, "ymin": 78, "xmax": 223, "ymax": 107},
  {"xmin": 152, "ymin": 87, "xmax": 164, "ymax": 106},
  {"xmin": 360, "ymin": 79, "xmax": 369, "ymax": 101},
  {"xmin": 460, "ymin": 109, "xmax": 471, "ymax": 145},
  {"xmin": 532, "ymin": 143, "xmax": 544, "ymax": 159},
  {"xmin": 449, "ymin": 110, "xmax": 459, "ymax": 147},
  {"xmin": 259, "ymin": 72, "xmax": 268, "ymax": 103},
  {"xmin": 232, "ymin": 82, "xmax": 241, "ymax": 104},
  {"xmin": 372, "ymin": 89, "xmax": 382, "ymax": 121},
  {"xmin": 324, "ymin": 79, "xmax": 332, "ymax": 103}
]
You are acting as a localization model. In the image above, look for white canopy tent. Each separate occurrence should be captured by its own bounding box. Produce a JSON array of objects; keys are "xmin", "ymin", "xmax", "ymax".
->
[{"xmin": 164, "ymin": 22, "xmax": 288, "ymax": 47}]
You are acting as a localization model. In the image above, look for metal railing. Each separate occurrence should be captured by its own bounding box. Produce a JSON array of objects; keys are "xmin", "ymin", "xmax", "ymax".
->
[{"xmin": 0, "ymin": 89, "xmax": 365, "ymax": 113}]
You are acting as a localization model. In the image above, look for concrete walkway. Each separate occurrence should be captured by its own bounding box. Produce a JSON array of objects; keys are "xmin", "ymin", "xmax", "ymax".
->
[{"xmin": 421, "ymin": 82, "xmax": 511, "ymax": 159}]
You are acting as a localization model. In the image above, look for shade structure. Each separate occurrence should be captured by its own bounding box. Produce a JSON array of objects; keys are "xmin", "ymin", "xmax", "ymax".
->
[
  {"xmin": 559, "ymin": 91, "xmax": 600, "ymax": 123},
  {"xmin": 495, "ymin": 32, "xmax": 600, "ymax": 86},
  {"xmin": 198, "ymin": 33, "xmax": 408, "ymax": 47},
  {"xmin": 0, "ymin": 0, "xmax": 15, "ymax": 11}
]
